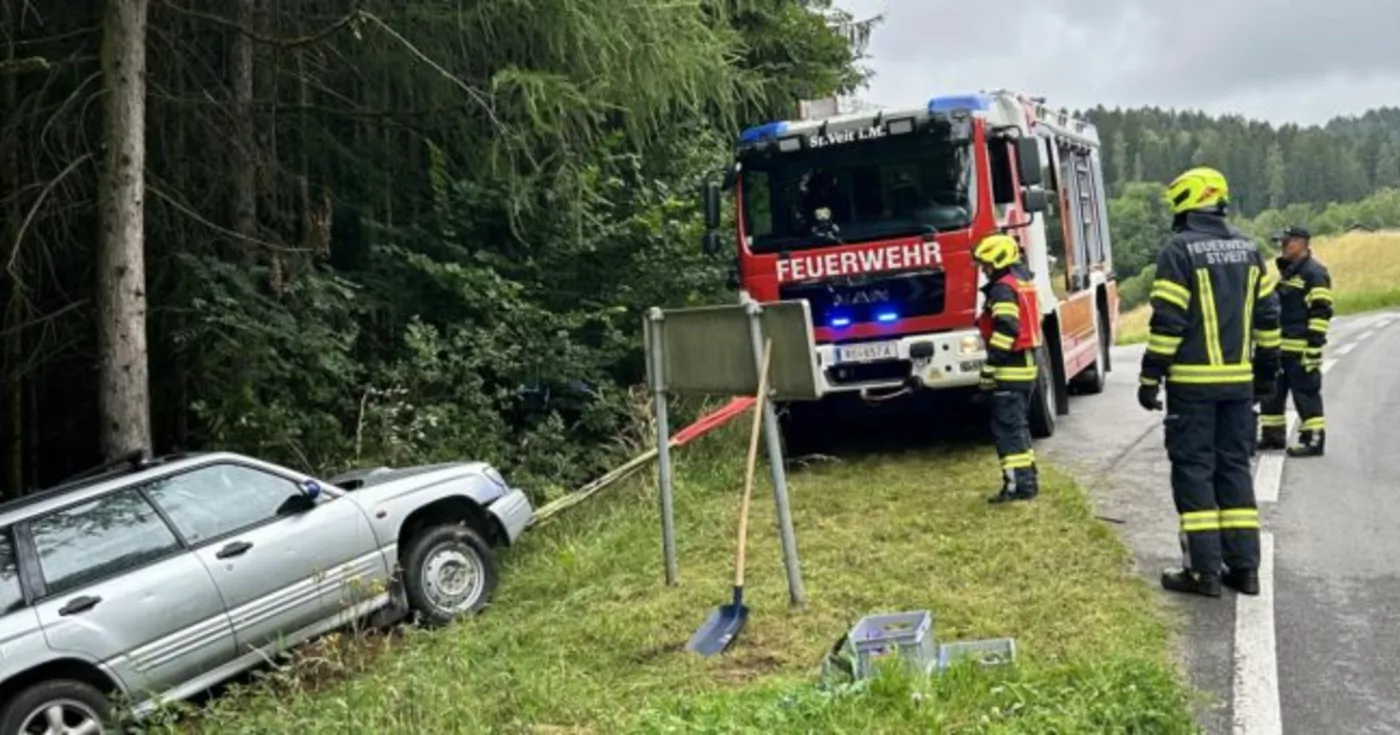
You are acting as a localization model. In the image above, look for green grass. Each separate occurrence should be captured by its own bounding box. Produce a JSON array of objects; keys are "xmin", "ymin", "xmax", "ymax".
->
[
  {"xmin": 142, "ymin": 426, "xmax": 1197, "ymax": 734},
  {"xmin": 1116, "ymin": 229, "xmax": 1400, "ymax": 346}
]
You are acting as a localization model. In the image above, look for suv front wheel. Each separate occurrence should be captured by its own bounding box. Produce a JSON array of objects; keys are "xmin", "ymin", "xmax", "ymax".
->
[
  {"xmin": 0, "ymin": 679, "xmax": 110, "ymax": 735},
  {"xmin": 402, "ymin": 525, "xmax": 498, "ymax": 627}
]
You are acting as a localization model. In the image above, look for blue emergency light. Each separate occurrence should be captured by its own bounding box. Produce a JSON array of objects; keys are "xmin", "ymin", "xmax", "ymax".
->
[
  {"xmin": 876, "ymin": 310, "xmax": 899, "ymax": 323},
  {"xmin": 830, "ymin": 316, "xmax": 851, "ymax": 327}
]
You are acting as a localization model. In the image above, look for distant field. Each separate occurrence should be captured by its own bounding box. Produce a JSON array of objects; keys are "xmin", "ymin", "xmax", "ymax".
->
[{"xmin": 1116, "ymin": 229, "xmax": 1400, "ymax": 345}]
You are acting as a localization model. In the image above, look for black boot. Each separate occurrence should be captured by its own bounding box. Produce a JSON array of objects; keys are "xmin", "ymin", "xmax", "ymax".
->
[
  {"xmin": 1286, "ymin": 429, "xmax": 1325, "ymax": 458},
  {"xmin": 1160, "ymin": 568, "xmax": 1223, "ymax": 598},
  {"xmin": 1223, "ymin": 568, "xmax": 1260, "ymax": 596},
  {"xmin": 987, "ymin": 470, "xmax": 1034, "ymax": 504},
  {"xmin": 1258, "ymin": 427, "xmax": 1287, "ymax": 451}
]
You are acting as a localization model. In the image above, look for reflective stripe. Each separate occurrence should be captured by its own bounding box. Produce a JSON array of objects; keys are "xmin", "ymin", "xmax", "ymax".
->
[
  {"xmin": 1140, "ymin": 376, "xmax": 1160, "ymax": 386},
  {"xmin": 1281, "ymin": 338, "xmax": 1308, "ymax": 353},
  {"xmin": 1001, "ymin": 451, "xmax": 1036, "ymax": 470},
  {"xmin": 1254, "ymin": 328, "xmax": 1282, "ymax": 348},
  {"xmin": 1168, "ymin": 362, "xmax": 1253, "ymax": 384},
  {"xmin": 989, "ymin": 332, "xmax": 1015, "ymax": 351},
  {"xmin": 991, "ymin": 303, "xmax": 1020, "ymax": 319},
  {"xmin": 1180, "ymin": 510, "xmax": 1221, "ymax": 533},
  {"xmin": 1242, "ymin": 265, "xmax": 1259, "ymax": 359},
  {"xmin": 1307, "ymin": 287, "xmax": 1334, "ymax": 304},
  {"xmin": 992, "ymin": 366, "xmax": 1038, "ymax": 381},
  {"xmin": 1258, "ymin": 274, "xmax": 1278, "ymax": 299},
  {"xmin": 1283, "ymin": 277, "xmax": 1305, "ymax": 289},
  {"xmin": 1308, "ymin": 318, "xmax": 1330, "ymax": 333},
  {"xmin": 1259, "ymin": 414, "xmax": 1287, "ymax": 427},
  {"xmin": 1147, "ymin": 332, "xmax": 1183, "ymax": 356},
  {"xmin": 1151, "ymin": 279, "xmax": 1191, "ymax": 310},
  {"xmin": 1219, "ymin": 508, "xmax": 1260, "ymax": 531},
  {"xmin": 1302, "ymin": 417, "xmax": 1326, "ymax": 431},
  {"xmin": 1196, "ymin": 268, "xmax": 1224, "ymax": 365}
]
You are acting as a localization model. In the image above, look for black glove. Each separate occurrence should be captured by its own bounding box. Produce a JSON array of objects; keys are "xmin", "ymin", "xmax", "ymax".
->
[
  {"xmin": 1137, "ymin": 381, "xmax": 1163, "ymax": 411},
  {"xmin": 978, "ymin": 367, "xmax": 997, "ymax": 392}
]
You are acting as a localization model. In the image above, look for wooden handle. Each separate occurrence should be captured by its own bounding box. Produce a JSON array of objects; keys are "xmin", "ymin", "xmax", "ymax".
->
[{"xmin": 734, "ymin": 338, "xmax": 773, "ymax": 589}]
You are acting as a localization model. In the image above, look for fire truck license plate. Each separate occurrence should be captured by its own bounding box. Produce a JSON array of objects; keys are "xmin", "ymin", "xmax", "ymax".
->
[{"xmin": 836, "ymin": 341, "xmax": 899, "ymax": 364}]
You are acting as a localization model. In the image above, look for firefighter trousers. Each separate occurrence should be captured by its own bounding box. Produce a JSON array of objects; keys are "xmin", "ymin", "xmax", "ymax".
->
[
  {"xmin": 1164, "ymin": 394, "xmax": 1260, "ymax": 573},
  {"xmin": 1260, "ymin": 354, "xmax": 1325, "ymax": 437},
  {"xmin": 990, "ymin": 389, "xmax": 1037, "ymax": 491}
]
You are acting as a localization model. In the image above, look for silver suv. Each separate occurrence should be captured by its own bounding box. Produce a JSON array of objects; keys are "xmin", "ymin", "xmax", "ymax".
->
[{"xmin": 0, "ymin": 450, "xmax": 532, "ymax": 734}]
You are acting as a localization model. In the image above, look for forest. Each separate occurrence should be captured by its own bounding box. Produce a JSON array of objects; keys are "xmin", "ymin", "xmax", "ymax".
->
[{"xmin": 4, "ymin": 0, "xmax": 1398, "ymax": 499}]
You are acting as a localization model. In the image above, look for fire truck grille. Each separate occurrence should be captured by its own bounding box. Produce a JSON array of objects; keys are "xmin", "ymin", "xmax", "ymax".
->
[{"xmin": 778, "ymin": 270, "xmax": 947, "ymax": 327}]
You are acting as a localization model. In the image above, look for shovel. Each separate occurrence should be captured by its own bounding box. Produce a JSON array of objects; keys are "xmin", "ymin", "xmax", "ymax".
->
[{"xmin": 686, "ymin": 338, "xmax": 773, "ymax": 656}]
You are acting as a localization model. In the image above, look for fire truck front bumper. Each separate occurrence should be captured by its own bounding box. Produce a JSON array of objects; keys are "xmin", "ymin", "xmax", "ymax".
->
[{"xmin": 814, "ymin": 329, "xmax": 989, "ymax": 395}]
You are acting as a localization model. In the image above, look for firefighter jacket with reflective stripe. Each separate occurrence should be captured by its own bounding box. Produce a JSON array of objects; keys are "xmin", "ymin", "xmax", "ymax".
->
[
  {"xmin": 1275, "ymin": 254, "xmax": 1333, "ymax": 358},
  {"xmin": 1139, "ymin": 211, "xmax": 1282, "ymax": 400},
  {"xmin": 978, "ymin": 264, "xmax": 1040, "ymax": 389}
]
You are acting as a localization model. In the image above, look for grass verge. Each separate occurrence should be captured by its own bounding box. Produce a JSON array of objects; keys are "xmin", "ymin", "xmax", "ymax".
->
[
  {"xmin": 143, "ymin": 425, "xmax": 1196, "ymax": 734},
  {"xmin": 1116, "ymin": 229, "xmax": 1400, "ymax": 345}
]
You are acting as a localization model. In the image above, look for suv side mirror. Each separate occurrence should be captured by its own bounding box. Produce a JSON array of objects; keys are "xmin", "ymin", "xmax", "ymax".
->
[
  {"xmin": 1016, "ymin": 137, "xmax": 1043, "ymax": 188},
  {"xmin": 702, "ymin": 181, "xmax": 721, "ymax": 230}
]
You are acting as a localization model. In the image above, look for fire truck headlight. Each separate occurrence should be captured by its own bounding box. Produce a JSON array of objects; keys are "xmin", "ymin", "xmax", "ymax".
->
[{"xmin": 959, "ymin": 335, "xmax": 983, "ymax": 355}]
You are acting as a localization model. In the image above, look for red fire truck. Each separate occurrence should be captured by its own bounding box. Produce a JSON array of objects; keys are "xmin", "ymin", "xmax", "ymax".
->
[{"xmin": 699, "ymin": 90, "xmax": 1120, "ymax": 448}]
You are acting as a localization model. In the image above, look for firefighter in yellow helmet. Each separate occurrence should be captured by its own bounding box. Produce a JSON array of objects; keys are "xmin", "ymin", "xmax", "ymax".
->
[
  {"xmin": 1138, "ymin": 167, "xmax": 1281, "ymax": 598},
  {"xmin": 973, "ymin": 234, "xmax": 1043, "ymax": 504}
]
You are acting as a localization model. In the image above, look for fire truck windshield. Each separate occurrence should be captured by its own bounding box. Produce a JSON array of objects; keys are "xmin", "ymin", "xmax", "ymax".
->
[{"xmin": 739, "ymin": 132, "xmax": 973, "ymax": 255}]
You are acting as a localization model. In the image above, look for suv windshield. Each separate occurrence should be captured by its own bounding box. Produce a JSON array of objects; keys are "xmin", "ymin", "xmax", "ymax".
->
[{"xmin": 740, "ymin": 128, "xmax": 974, "ymax": 254}]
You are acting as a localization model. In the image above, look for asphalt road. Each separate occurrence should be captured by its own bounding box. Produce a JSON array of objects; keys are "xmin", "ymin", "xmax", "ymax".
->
[{"xmin": 1043, "ymin": 309, "xmax": 1400, "ymax": 735}]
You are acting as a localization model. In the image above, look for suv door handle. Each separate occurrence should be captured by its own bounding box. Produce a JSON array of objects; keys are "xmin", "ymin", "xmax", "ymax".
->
[
  {"xmin": 58, "ymin": 595, "xmax": 102, "ymax": 616},
  {"xmin": 215, "ymin": 540, "xmax": 254, "ymax": 559}
]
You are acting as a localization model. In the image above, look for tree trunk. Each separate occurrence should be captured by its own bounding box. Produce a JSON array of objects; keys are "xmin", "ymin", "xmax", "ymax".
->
[
  {"xmin": 230, "ymin": 0, "xmax": 257, "ymax": 258},
  {"xmin": 3, "ymin": 0, "xmax": 24, "ymax": 493},
  {"xmin": 96, "ymin": 0, "xmax": 152, "ymax": 460}
]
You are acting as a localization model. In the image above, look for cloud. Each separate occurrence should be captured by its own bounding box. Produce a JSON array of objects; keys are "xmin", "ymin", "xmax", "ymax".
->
[{"xmin": 835, "ymin": 0, "xmax": 1398, "ymax": 125}]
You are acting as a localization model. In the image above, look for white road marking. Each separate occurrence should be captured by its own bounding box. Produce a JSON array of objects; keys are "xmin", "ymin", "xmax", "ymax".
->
[
  {"xmin": 1233, "ymin": 531, "xmax": 1282, "ymax": 735},
  {"xmin": 1334, "ymin": 343, "xmax": 1357, "ymax": 357},
  {"xmin": 1357, "ymin": 329, "xmax": 1377, "ymax": 344},
  {"xmin": 1322, "ymin": 358, "xmax": 1338, "ymax": 374}
]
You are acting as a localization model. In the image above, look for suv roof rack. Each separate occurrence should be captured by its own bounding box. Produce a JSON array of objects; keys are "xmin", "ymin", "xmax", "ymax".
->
[{"xmin": 0, "ymin": 449, "xmax": 204, "ymax": 517}]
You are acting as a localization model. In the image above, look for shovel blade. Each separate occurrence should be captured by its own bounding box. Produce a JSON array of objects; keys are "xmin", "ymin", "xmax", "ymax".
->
[{"xmin": 685, "ymin": 602, "xmax": 749, "ymax": 656}]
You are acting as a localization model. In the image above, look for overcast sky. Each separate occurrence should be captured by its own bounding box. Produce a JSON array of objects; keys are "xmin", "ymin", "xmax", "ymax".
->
[{"xmin": 834, "ymin": 0, "xmax": 1398, "ymax": 127}]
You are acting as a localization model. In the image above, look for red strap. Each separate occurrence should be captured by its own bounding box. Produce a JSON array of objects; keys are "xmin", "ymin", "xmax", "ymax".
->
[{"xmin": 671, "ymin": 397, "xmax": 755, "ymax": 446}]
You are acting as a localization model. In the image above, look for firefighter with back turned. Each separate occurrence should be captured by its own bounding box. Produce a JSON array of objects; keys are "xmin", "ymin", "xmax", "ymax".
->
[{"xmin": 1137, "ymin": 167, "xmax": 1282, "ymax": 598}]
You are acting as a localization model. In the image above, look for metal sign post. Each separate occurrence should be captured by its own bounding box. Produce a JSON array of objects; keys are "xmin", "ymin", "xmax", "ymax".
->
[
  {"xmin": 643, "ymin": 298, "xmax": 820, "ymax": 608},
  {"xmin": 645, "ymin": 308, "xmax": 679, "ymax": 587},
  {"xmin": 744, "ymin": 297, "xmax": 806, "ymax": 607}
]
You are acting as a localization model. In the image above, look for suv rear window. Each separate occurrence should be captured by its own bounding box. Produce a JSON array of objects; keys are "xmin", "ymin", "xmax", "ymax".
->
[{"xmin": 30, "ymin": 490, "xmax": 183, "ymax": 596}]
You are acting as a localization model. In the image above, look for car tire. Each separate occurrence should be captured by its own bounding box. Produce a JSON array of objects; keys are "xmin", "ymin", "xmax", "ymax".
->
[
  {"xmin": 1028, "ymin": 346, "xmax": 1057, "ymax": 439},
  {"xmin": 0, "ymin": 679, "xmax": 111, "ymax": 735},
  {"xmin": 402, "ymin": 524, "xmax": 498, "ymax": 627}
]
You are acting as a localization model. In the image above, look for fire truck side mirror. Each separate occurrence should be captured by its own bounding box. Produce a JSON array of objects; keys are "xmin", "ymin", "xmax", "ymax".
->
[
  {"xmin": 702, "ymin": 181, "xmax": 722, "ymax": 231},
  {"xmin": 1022, "ymin": 187, "xmax": 1048, "ymax": 214},
  {"xmin": 702, "ymin": 231, "xmax": 723, "ymax": 258},
  {"xmin": 1016, "ymin": 137, "xmax": 1043, "ymax": 188}
]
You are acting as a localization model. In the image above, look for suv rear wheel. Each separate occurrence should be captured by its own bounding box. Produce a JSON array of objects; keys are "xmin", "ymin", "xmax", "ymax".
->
[
  {"xmin": 402, "ymin": 525, "xmax": 498, "ymax": 627},
  {"xmin": 0, "ymin": 679, "xmax": 110, "ymax": 735}
]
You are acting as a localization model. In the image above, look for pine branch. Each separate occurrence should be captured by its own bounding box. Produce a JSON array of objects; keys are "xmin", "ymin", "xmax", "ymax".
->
[
  {"xmin": 0, "ymin": 57, "xmax": 49, "ymax": 76},
  {"xmin": 159, "ymin": 0, "xmax": 362, "ymax": 48}
]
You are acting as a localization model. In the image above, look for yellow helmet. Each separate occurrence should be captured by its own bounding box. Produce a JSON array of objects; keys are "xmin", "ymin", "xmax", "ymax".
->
[
  {"xmin": 973, "ymin": 234, "xmax": 1021, "ymax": 270},
  {"xmin": 1165, "ymin": 167, "xmax": 1229, "ymax": 215}
]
